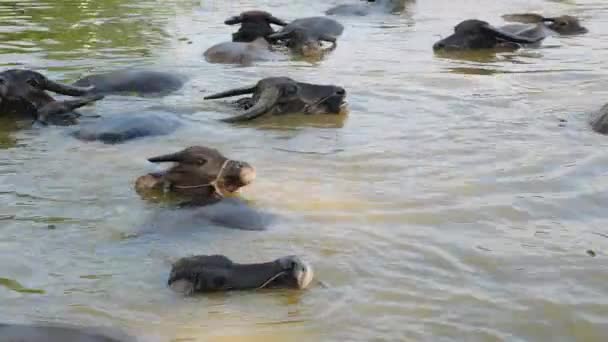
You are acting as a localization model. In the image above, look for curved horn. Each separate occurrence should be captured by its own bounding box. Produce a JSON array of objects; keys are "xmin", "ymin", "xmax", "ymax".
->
[
  {"xmin": 267, "ymin": 28, "xmax": 293, "ymax": 41},
  {"xmin": 204, "ymin": 85, "xmax": 256, "ymax": 100},
  {"xmin": 224, "ymin": 15, "xmax": 242, "ymax": 25},
  {"xmin": 319, "ymin": 33, "xmax": 337, "ymax": 43},
  {"xmin": 44, "ymin": 79, "xmax": 94, "ymax": 96},
  {"xmin": 501, "ymin": 13, "xmax": 547, "ymax": 24},
  {"xmin": 221, "ymin": 87, "xmax": 280, "ymax": 123},
  {"xmin": 482, "ymin": 24, "xmax": 543, "ymax": 44},
  {"xmin": 267, "ymin": 15, "xmax": 287, "ymax": 26},
  {"xmin": 148, "ymin": 151, "xmax": 189, "ymax": 163}
]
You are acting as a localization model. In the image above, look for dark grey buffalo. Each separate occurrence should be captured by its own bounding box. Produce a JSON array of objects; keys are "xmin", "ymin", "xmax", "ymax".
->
[
  {"xmin": 326, "ymin": 0, "xmax": 411, "ymax": 16},
  {"xmin": 0, "ymin": 69, "xmax": 102, "ymax": 125},
  {"xmin": 204, "ymin": 77, "xmax": 347, "ymax": 123},
  {"xmin": 500, "ymin": 13, "xmax": 588, "ymax": 40},
  {"xmin": 268, "ymin": 17, "xmax": 344, "ymax": 57},
  {"xmin": 203, "ymin": 38, "xmax": 284, "ymax": 65},
  {"xmin": 168, "ymin": 255, "xmax": 314, "ymax": 294},
  {"xmin": 591, "ymin": 104, "xmax": 608, "ymax": 135},
  {"xmin": 433, "ymin": 19, "xmax": 545, "ymax": 51},
  {"xmin": 72, "ymin": 111, "xmax": 183, "ymax": 144},
  {"xmin": 135, "ymin": 146, "xmax": 256, "ymax": 203},
  {"xmin": 0, "ymin": 323, "xmax": 133, "ymax": 342},
  {"xmin": 225, "ymin": 10, "xmax": 287, "ymax": 42},
  {"xmin": 73, "ymin": 70, "xmax": 185, "ymax": 97}
]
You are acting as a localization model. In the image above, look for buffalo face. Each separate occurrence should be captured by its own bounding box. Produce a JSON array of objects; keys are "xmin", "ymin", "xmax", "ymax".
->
[
  {"xmin": 433, "ymin": 19, "xmax": 543, "ymax": 51},
  {"xmin": 135, "ymin": 146, "xmax": 255, "ymax": 201},
  {"xmin": 0, "ymin": 69, "xmax": 102, "ymax": 125},
  {"xmin": 168, "ymin": 255, "xmax": 314, "ymax": 294}
]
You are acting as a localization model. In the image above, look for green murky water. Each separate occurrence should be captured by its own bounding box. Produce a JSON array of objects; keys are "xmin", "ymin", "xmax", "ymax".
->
[{"xmin": 1, "ymin": 0, "xmax": 608, "ymax": 341}]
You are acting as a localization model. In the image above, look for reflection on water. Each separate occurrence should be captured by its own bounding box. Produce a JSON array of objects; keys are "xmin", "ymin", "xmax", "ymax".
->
[{"xmin": 2, "ymin": 0, "xmax": 608, "ymax": 341}]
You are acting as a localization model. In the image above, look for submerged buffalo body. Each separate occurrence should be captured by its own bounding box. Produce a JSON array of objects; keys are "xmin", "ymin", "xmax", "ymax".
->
[
  {"xmin": 204, "ymin": 38, "xmax": 283, "ymax": 65},
  {"xmin": 0, "ymin": 323, "xmax": 132, "ymax": 342},
  {"xmin": 0, "ymin": 69, "xmax": 102, "ymax": 125},
  {"xmin": 326, "ymin": 0, "xmax": 411, "ymax": 16},
  {"xmin": 204, "ymin": 77, "xmax": 347, "ymax": 123},
  {"xmin": 268, "ymin": 17, "xmax": 344, "ymax": 56},
  {"xmin": 168, "ymin": 255, "xmax": 314, "ymax": 294},
  {"xmin": 72, "ymin": 112, "xmax": 183, "ymax": 144},
  {"xmin": 135, "ymin": 146, "xmax": 256, "ymax": 203},
  {"xmin": 225, "ymin": 10, "xmax": 287, "ymax": 42},
  {"xmin": 500, "ymin": 13, "xmax": 588, "ymax": 40},
  {"xmin": 73, "ymin": 70, "xmax": 185, "ymax": 96},
  {"xmin": 591, "ymin": 104, "xmax": 608, "ymax": 135}
]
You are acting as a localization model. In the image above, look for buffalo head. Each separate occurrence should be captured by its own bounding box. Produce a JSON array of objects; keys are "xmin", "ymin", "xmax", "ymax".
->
[
  {"xmin": 0, "ymin": 69, "xmax": 102, "ymax": 125},
  {"xmin": 433, "ymin": 19, "xmax": 543, "ymax": 51},
  {"xmin": 204, "ymin": 77, "xmax": 347, "ymax": 123},
  {"xmin": 168, "ymin": 255, "xmax": 314, "ymax": 294},
  {"xmin": 135, "ymin": 146, "xmax": 255, "ymax": 202},
  {"xmin": 502, "ymin": 14, "xmax": 588, "ymax": 35},
  {"xmin": 225, "ymin": 10, "xmax": 287, "ymax": 42}
]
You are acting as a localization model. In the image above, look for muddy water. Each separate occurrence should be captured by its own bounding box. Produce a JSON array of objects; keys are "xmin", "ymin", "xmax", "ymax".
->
[{"xmin": 1, "ymin": 0, "xmax": 608, "ymax": 341}]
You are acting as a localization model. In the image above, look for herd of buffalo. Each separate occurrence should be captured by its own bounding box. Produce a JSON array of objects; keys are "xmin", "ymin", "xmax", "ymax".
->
[{"xmin": 1, "ymin": 0, "xmax": 604, "ymax": 340}]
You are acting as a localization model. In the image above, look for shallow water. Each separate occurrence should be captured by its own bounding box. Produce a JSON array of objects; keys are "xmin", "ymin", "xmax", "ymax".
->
[{"xmin": 1, "ymin": 0, "xmax": 608, "ymax": 341}]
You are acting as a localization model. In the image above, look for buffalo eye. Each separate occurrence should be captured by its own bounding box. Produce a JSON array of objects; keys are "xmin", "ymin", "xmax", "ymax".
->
[
  {"xmin": 196, "ymin": 158, "xmax": 206, "ymax": 166},
  {"xmin": 27, "ymin": 78, "xmax": 41, "ymax": 88},
  {"xmin": 0, "ymin": 78, "xmax": 5, "ymax": 85}
]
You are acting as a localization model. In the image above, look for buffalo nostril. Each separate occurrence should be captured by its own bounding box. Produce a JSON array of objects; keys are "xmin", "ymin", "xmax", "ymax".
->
[
  {"xmin": 433, "ymin": 42, "xmax": 445, "ymax": 50},
  {"xmin": 336, "ymin": 88, "xmax": 346, "ymax": 96}
]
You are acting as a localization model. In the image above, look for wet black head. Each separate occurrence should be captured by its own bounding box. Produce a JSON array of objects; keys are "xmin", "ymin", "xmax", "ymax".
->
[
  {"xmin": 204, "ymin": 77, "xmax": 347, "ymax": 123},
  {"xmin": 135, "ymin": 146, "xmax": 255, "ymax": 199},
  {"xmin": 502, "ymin": 13, "xmax": 588, "ymax": 36},
  {"xmin": 0, "ymin": 69, "xmax": 102, "ymax": 125},
  {"xmin": 225, "ymin": 10, "xmax": 287, "ymax": 42},
  {"xmin": 546, "ymin": 15, "xmax": 588, "ymax": 35},
  {"xmin": 168, "ymin": 255, "xmax": 314, "ymax": 294},
  {"xmin": 433, "ymin": 19, "xmax": 542, "ymax": 51}
]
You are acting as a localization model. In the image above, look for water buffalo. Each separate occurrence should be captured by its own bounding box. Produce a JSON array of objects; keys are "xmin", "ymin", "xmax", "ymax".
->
[
  {"xmin": 168, "ymin": 255, "xmax": 314, "ymax": 294},
  {"xmin": 500, "ymin": 14, "xmax": 588, "ymax": 40},
  {"xmin": 204, "ymin": 38, "xmax": 284, "ymax": 65},
  {"xmin": 433, "ymin": 19, "xmax": 545, "ymax": 51},
  {"xmin": 0, "ymin": 69, "xmax": 102, "ymax": 125},
  {"xmin": 135, "ymin": 146, "xmax": 256, "ymax": 203},
  {"xmin": 326, "ymin": 0, "xmax": 410, "ymax": 16},
  {"xmin": 0, "ymin": 323, "xmax": 133, "ymax": 342},
  {"xmin": 204, "ymin": 77, "xmax": 347, "ymax": 123},
  {"xmin": 591, "ymin": 104, "xmax": 608, "ymax": 135},
  {"xmin": 268, "ymin": 17, "xmax": 344, "ymax": 57},
  {"xmin": 225, "ymin": 10, "xmax": 287, "ymax": 42},
  {"xmin": 73, "ymin": 70, "xmax": 185, "ymax": 97},
  {"xmin": 72, "ymin": 112, "xmax": 183, "ymax": 144}
]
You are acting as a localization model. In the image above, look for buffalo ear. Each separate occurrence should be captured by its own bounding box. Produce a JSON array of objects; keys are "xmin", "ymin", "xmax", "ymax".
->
[
  {"xmin": 267, "ymin": 15, "xmax": 287, "ymax": 26},
  {"xmin": 224, "ymin": 15, "xmax": 242, "ymax": 25}
]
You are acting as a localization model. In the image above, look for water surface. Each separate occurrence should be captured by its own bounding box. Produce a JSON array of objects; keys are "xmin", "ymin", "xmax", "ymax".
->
[{"xmin": 1, "ymin": 0, "xmax": 608, "ymax": 341}]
